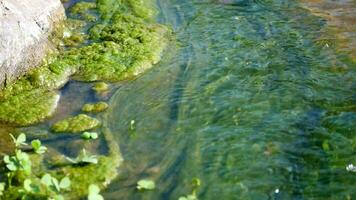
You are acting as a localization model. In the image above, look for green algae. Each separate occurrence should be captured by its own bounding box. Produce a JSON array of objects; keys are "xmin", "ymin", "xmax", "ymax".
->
[
  {"xmin": 52, "ymin": 114, "xmax": 100, "ymax": 133},
  {"xmin": 82, "ymin": 102, "xmax": 109, "ymax": 113},
  {"xmin": 0, "ymin": 91, "xmax": 60, "ymax": 126},
  {"xmin": 92, "ymin": 82, "xmax": 109, "ymax": 93},
  {"xmin": 0, "ymin": 0, "xmax": 169, "ymax": 126}
]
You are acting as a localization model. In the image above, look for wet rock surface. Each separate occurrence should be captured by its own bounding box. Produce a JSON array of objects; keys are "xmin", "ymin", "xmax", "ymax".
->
[{"xmin": 0, "ymin": 0, "xmax": 65, "ymax": 87}]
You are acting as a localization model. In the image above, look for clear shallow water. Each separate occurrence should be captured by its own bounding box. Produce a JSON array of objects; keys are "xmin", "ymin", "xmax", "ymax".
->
[{"xmin": 102, "ymin": 0, "xmax": 356, "ymax": 199}]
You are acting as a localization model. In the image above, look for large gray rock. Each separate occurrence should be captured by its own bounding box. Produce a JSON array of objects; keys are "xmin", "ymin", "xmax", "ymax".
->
[{"xmin": 0, "ymin": 0, "xmax": 65, "ymax": 87}]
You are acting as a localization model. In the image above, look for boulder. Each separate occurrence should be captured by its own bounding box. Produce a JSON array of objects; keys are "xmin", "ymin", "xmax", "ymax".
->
[{"xmin": 0, "ymin": 0, "xmax": 65, "ymax": 88}]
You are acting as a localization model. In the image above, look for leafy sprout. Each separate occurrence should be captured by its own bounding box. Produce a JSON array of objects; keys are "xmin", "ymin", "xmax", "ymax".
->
[
  {"xmin": 137, "ymin": 179, "xmax": 155, "ymax": 191},
  {"xmin": 3, "ymin": 150, "xmax": 31, "ymax": 175},
  {"xmin": 31, "ymin": 139, "xmax": 47, "ymax": 154},
  {"xmin": 41, "ymin": 174, "xmax": 71, "ymax": 193},
  {"xmin": 88, "ymin": 184, "xmax": 104, "ymax": 200},
  {"xmin": 10, "ymin": 133, "xmax": 27, "ymax": 147},
  {"xmin": 23, "ymin": 179, "xmax": 40, "ymax": 194},
  {"xmin": 66, "ymin": 149, "xmax": 98, "ymax": 165}
]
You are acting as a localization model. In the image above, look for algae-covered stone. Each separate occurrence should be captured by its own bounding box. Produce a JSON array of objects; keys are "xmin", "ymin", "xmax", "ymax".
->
[
  {"xmin": 92, "ymin": 82, "xmax": 109, "ymax": 92},
  {"xmin": 0, "ymin": 0, "xmax": 169, "ymax": 126},
  {"xmin": 52, "ymin": 114, "xmax": 100, "ymax": 133},
  {"xmin": 82, "ymin": 102, "xmax": 108, "ymax": 113},
  {"xmin": 0, "ymin": 90, "xmax": 59, "ymax": 126}
]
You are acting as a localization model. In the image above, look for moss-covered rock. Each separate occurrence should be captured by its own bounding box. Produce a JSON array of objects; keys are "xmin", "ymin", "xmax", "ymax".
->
[
  {"xmin": 52, "ymin": 114, "xmax": 100, "ymax": 133},
  {"xmin": 0, "ymin": 0, "xmax": 169, "ymax": 126},
  {"xmin": 82, "ymin": 102, "xmax": 109, "ymax": 113},
  {"xmin": 0, "ymin": 90, "xmax": 60, "ymax": 126}
]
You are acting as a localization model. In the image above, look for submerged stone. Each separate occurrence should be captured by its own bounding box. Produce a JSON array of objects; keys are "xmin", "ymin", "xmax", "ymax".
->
[
  {"xmin": 0, "ymin": 90, "xmax": 60, "ymax": 126},
  {"xmin": 82, "ymin": 102, "xmax": 109, "ymax": 113},
  {"xmin": 52, "ymin": 114, "xmax": 100, "ymax": 133}
]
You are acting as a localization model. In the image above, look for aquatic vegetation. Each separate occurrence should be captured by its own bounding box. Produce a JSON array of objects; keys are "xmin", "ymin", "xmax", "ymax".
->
[
  {"xmin": 92, "ymin": 82, "xmax": 109, "ymax": 93},
  {"xmin": 66, "ymin": 149, "xmax": 98, "ymax": 165},
  {"xmin": 52, "ymin": 114, "xmax": 100, "ymax": 133},
  {"xmin": 3, "ymin": 149, "xmax": 32, "ymax": 175},
  {"xmin": 1, "ymin": 130, "xmax": 121, "ymax": 199},
  {"xmin": 0, "ymin": 90, "xmax": 60, "ymax": 126},
  {"xmin": 0, "ymin": 0, "xmax": 169, "ymax": 126},
  {"xmin": 88, "ymin": 184, "xmax": 104, "ymax": 200},
  {"xmin": 137, "ymin": 179, "xmax": 156, "ymax": 191},
  {"xmin": 82, "ymin": 102, "xmax": 109, "ymax": 113},
  {"xmin": 82, "ymin": 131, "xmax": 99, "ymax": 140},
  {"xmin": 10, "ymin": 133, "xmax": 27, "ymax": 147},
  {"xmin": 31, "ymin": 140, "xmax": 47, "ymax": 154}
]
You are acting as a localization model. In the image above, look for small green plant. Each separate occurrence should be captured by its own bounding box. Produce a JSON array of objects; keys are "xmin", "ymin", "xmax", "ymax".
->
[
  {"xmin": 137, "ymin": 179, "xmax": 155, "ymax": 191},
  {"xmin": 31, "ymin": 139, "xmax": 47, "ymax": 154},
  {"xmin": 3, "ymin": 149, "xmax": 31, "ymax": 175},
  {"xmin": 66, "ymin": 149, "xmax": 98, "ymax": 164},
  {"xmin": 82, "ymin": 132, "xmax": 99, "ymax": 140},
  {"xmin": 23, "ymin": 179, "xmax": 40, "ymax": 194},
  {"xmin": 88, "ymin": 184, "xmax": 104, "ymax": 200},
  {"xmin": 41, "ymin": 174, "xmax": 71, "ymax": 193},
  {"xmin": 10, "ymin": 133, "xmax": 27, "ymax": 147},
  {"xmin": 39, "ymin": 174, "xmax": 71, "ymax": 199}
]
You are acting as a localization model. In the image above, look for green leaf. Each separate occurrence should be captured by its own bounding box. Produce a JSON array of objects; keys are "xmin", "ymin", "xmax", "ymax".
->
[
  {"xmin": 51, "ymin": 177, "xmax": 60, "ymax": 192},
  {"xmin": 31, "ymin": 140, "xmax": 47, "ymax": 154},
  {"xmin": 59, "ymin": 177, "xmax": 71, "ymax": 189},
  {"xmin": 6, "ymin": 162, "xmax": 17, "ymax": 171},
  {"xmin": 41, "ymin": 174, "xmax": 52, "ymax": 186},
  {"xmin": 23, "ymin": 179, "xmax": 40, "ymax": 193},
  {"xmin": 23, "ymin": 179, "xmax": 32, "ymax": 192},
  {"xmin": 31, "ymin": 139, "xmax": 41, "ymax": 149},
  {"xmin": 137, "ymin": 179, "xmax": 155, "ymax": 190},
  {"xmin": 88, "ymin": 184, "xmax": 104, "ymax": 200},
  {"xmin": 3, "ymin": 155, "xmax": 10, "ymax": 163},
  {"xmin": 10, "ymin": 133, "xmax": 27, "ymax": 147}
]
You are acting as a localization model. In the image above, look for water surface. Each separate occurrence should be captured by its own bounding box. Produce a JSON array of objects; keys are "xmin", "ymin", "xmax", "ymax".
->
[{"xmin": 101, "ymin": 0, "xmax": 355, "ymax": 199}]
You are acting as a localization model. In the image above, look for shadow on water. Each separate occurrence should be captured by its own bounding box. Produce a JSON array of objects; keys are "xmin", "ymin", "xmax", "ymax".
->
[{"xmin": 102, "ymin": 0, "xmax": 355, "ymax": 199}]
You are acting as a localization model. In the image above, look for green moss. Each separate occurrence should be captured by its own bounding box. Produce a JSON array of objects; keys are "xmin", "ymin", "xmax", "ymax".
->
[
  {"xmin": 63, "ymin": 32, "xmax": 88, "ymax": 47},
  {"xmin": 52, "ymin": 114, "xmax": 100, "ymax": 133},
  {"xmin": 70, "ymin": 2, "xmax": 97, "ymax": 21},
  {"xmin": 0, "ymin": 0, "xmax": 169, "ymax": 126},
  {"xmin": 82, "ymin": 102, "xmax": 109, "ymax": 113},
  {"xmin": 92, "ymin": 82, "xmax": 109, "ymax": 92},
  {"xmin": 0, "ymin": 90, "xmax": 59, "ymax": 126}
]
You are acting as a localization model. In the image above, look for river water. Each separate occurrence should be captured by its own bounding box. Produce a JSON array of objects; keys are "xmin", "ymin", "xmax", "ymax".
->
[
  {"xmin": 1, "ymin": 0, "xmax": 353, "ymax": 199},
  {"xmin": 100, "ymin": 0, "xmax": 355, "ymax": 199}
]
